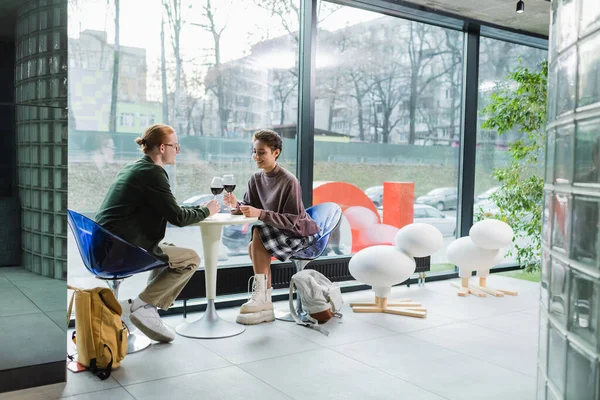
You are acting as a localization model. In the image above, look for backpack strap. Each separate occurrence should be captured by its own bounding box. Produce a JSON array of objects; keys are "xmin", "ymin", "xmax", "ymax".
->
[
  {"xmin": 90, "ymin": 345, "xmax": 114, "ymax": 380},
  {"xmin": 288, "ymin": 278, "xmax": 330, "ymax": 337}
]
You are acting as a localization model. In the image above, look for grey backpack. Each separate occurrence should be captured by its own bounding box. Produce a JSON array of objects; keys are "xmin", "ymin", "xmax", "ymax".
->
[{"xmin": 289, "ymin": 269, "xmax": 343, "ymax": 336}]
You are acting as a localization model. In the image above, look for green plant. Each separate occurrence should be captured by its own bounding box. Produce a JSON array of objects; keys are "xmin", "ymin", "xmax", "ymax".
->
[{"xmin": 477, "ymin": 60, "xmax": 548, "ymax": 272}]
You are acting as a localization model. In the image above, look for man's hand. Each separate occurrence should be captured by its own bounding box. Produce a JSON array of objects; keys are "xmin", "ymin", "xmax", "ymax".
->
[
  {"xmin": 239, "ymin": 205, "xmax": 261, "ymax": 218},
  {"xmin": 223, "ymin": 192, "xmax": 237, "ymax": 208},
  {"xmin": 204, "ymin": 199, "xmax": 219, "ymax": 216}
]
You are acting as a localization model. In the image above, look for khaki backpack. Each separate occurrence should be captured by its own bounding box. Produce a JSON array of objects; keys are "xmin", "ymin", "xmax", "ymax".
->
[{"xmin": 67, "ymin": 285, "xmax": 128, "ymax": 379}]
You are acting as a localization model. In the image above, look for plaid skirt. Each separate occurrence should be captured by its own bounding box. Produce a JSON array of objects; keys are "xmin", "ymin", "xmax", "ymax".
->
[{"xmin": 253, "ymin": 224, "xmax": 316, "ymax": 261}]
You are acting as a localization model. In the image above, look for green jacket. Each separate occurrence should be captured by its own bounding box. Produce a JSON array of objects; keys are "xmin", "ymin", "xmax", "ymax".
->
[{"xmin": 95, "ymin": 155, "xmax": 209, "ymax": 262}]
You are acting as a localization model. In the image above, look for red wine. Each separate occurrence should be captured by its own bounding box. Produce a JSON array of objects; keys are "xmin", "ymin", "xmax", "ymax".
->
[
  {"xmin": 223, "ymin": 184, "xmax": 236, "ymax": 193},
  {"xmin": 211, "ymin": 187, "xmax": 224, "ymax": 195}
]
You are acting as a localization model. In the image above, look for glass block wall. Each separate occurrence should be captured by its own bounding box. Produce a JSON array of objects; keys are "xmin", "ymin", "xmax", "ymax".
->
[
  {"xmin": 539, "ymin": 0, "xmax": 600, "ymax": 399},
  {"xmin": 15, "ymin": 0, "xmax": 68, "ymax": 279}
]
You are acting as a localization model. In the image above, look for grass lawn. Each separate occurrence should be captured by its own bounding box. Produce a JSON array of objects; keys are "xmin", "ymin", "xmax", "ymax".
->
[{"xmin": 496, "ymin": 269, "xmax": 541, "ymax": 282}]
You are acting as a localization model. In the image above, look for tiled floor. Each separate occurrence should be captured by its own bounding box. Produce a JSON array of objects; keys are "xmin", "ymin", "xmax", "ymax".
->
[
  {"xmin": 0, "ymin": 275, "xmax": 541, "ymax": 400},
  {"xmin": 0, "ymin": 267, "xmax": 66, "ymax": 371}
]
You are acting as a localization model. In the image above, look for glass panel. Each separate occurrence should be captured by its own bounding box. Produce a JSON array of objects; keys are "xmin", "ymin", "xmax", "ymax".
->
[
  {"xmin": 580, "ymin": 0, "xmax": 600, "ymax": 37},
  {"xmin": 574, "ymin": 117, "xmax": 600, "ymax": 184},
  {"xmin": 554, "ymin": 124, "xmax": 574, "ymax": 184},
  {"xmin": 557, "ymin": 0, "xmax": 577, "ymax": 52},
  {"xmin": 541, "ymin": 252, "xmax": 550, "ymax": 307},
  {"xmin": 571, "ymin": 197, "xmax": 599, "ymax": 266},
  {"xmin": 569, "ymin": 271, "xmax": 598, "ymax": 347},
  {"xmin": 68, "ymin": 0, "xmax": 301, "ymax": 293},
  {"xmin": 556, "ymin": 47, "xmax": 577, "ymax": 116},
  {"xmin": 312, "ymin": 4, "xmax": 463, "ymax": 272},
  {"xmin": 536, "ymin": 371, "xmax": 546, "ymax": 400},
  {"xmin": 542, "ymin": 191, "xmax": 553, "ymax": 246},
  {"xmin": 552, "ymin": 193, "xmax": 571, "ymax": 254},
  {"xmin": 547, "ymin": 324, "xmax": 567, "ymax": 396},
  {"xmin": 539, "ymin": 311, "xmax": 549, "ymax": 374},
  {"xmin": 578, "ymin": 32, "xmax": 600, "ymax": 108},
  {"xmin": 475, "ymin": 37, "xmax": 547, "ymax": 266},
  {"xmin": 550, "ymin": 257, "xmax": 570, "ymax": 325},
  {"xmin": 545, "ymin": 129, "xmax": 556, "ymax": 183},
  {"xmin": 565, "ymin": 342, "xmax": 597, "ymax": 400}
]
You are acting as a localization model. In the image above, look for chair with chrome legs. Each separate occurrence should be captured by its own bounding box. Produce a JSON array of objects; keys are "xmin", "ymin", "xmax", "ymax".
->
[
  {"xmin": 274, "ymin": 202, "xmax": 343, "ymax": 322},
  {"xmin": 67, "ymin": 209, "xmax": 169, "ymax": 353}
]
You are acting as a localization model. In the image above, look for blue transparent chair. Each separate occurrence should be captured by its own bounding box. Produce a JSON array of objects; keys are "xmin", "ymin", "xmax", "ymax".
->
[
  {"xmin": 274, "ymin": 202, "xmax": 343, "ymax": 322},
  {"xmin": 67, "ymin": 209, "xmax": 169, "ymax": 353}
]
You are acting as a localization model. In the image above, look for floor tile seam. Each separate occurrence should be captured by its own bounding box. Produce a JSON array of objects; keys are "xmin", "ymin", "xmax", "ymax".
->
[
  {"xmin": 112, "ymin": 364, "xmax": 234, "ymax": 388},
  {"xmin": 58, "ymin": 382, "xmax": 125, "ymax": 399},
  {"xmin": 461, "ymin": 320, "xmax": 540, "ymax": 342},
  {"xmin": 220, "ymin": 344, "xmax": 333, "ymax": 366},
  {"xmin": 314, "ymin": 331, "xmax": 399, "ymax": 348},
  {"xmin": 9, "ymin": 285, "xmax": 48, "ymax": 315},
  {"xmin": 209, "ymin": 364, "xmax": 296, "ymax": 400},
  {"xmin": 404, "ymin": 331, "xmax": 538, "ymax": 378},
  {"xmin": 404, "ymin": 320, "xmax": 539, "ymax": 349},
  {"xmin": 466, "ymin": 322, "xmax": 538, "ymax": 341},
  {"xmin": 0, "ymin": 310, "xmax": 48, "ymax": 319},
  {"xmin": 369, "ymin": 319, "xmax": 463, "ymax": 335},
  {"xmin": 326, "ymin": 342, "xmax": 452, "ymax": 400}
]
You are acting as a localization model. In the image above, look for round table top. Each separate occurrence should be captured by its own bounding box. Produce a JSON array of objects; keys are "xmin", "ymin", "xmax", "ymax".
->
[{"xmin": 192, "ymin": 213, "xmax": 258, "ymax": 226}]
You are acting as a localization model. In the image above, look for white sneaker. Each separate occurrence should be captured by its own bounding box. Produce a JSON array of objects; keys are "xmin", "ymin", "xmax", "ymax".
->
[
  {"xmin": 236, "ymin": 309, "xmax": 275, "ymax": 325},
  {"xmin": 130, "ymin": 304, "xmax": 175, "ymax": 343},
  {"xmin": 239, "ymin": 274, "xmax": 273, "ymax": 314}
]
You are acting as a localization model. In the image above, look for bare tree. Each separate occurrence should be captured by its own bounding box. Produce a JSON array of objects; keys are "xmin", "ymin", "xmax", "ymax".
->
[
  {"xmin": 162, "ymin": 0, "xmax": 184, "ymax": 134},
  {"xmin": 272, "ymin": 69, "xmax": 297, "ymax": 125},
  {"xmin": 108, "ymin": 0, "xmax": 120, "ymax": 132},
  {"xmin": 194, "ymin": 0, "xmax": 230, "ymax": 136},
  {"xmin": 406, "ymin": 22, "xmax": 454, "ymax": 144},
  {"xmin": 160, "ymin": 15, "xmax": 169, "ymax": 124}
]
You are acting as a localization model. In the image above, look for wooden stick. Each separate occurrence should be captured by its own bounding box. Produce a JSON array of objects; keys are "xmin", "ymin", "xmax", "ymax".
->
[
  {"xmin": 383, "ymin": 309, "xmax": 427, "ymax": 318},
  {"xmin": 466, "ymin": 285, "xmax": 487, "ymax": 297},
  {"xmin": 387, "ymin": 302, "xmax": 421, "ymax": 307},
  {"xmin": 471, "ymin": 283, "xmax": 504, "ymax": 297},
  {"xmin": 389, "ymin": 306, "xmax": 427, "ymax": 312},
  {"xmin": 498, "ymin": 289, "xmax": 518, "ymax": 296},
  {"xmin": 479, "ymin": 277, "xmax": 487, "ymax": 288},
  {"xmin": 351, "ymin": 307, "xmax": 385, "ymax": 313},
  {"xmin": 350, "ymin": 302, "xmax": 378, "ymax": 307}
]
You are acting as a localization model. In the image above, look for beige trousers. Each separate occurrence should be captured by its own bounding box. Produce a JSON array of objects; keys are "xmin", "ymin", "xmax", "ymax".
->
[{"xmin": 138, "ymin": 242, "xmax": 200, "ymax": 310}]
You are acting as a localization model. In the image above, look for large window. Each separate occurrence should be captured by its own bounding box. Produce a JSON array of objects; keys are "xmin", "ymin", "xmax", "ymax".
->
[
  {"xmin": 475, "ymin": 37, "xmax": 547, "ymax": 265},
  {"xmin": 67, "ymin": 0, "xmax": 300, "ymax": 295},
  {"xmin": 313, "ymin": 3, "xmax": 464, "ymax": 274}
]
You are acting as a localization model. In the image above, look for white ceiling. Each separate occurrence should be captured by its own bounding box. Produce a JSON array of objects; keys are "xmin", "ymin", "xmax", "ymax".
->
[
  {"xmin": 0, "ymin": 0, "xmax": 550, "ymax": 42},
  {"xmin": 397, "ymin": 0, "xmax": 551, "ymax": 37}
]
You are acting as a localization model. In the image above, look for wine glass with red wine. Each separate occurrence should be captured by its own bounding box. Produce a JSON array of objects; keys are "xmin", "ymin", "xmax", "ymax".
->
[
  {"xmin": 210, "ymin": 177, "xmax": 223, "ymax": 201},
  {"xmin": 222, "ymin": 174, "xmax": 236, "ymax": 211}
]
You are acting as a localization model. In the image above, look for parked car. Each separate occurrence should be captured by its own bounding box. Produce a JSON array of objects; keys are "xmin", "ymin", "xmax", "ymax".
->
[
  {"xmin": 378, "ymin": 204, "xmax": 456, "ymax": 236},
  {"xmin": 415, "ymin": 187, "xmax": 458, "ymax": 211},
  {"xmin": 364, "ymin": 186, "xmax": 383, "ymax": 207},
  {"xmin": 475, "ymin": 186, "xmax": 499, "ymax": 204}
]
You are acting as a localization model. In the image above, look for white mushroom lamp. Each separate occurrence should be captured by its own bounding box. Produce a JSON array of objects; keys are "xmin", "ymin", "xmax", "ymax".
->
[
  {"xmin": 447, "ymin": 219, "xmax": 518, "ymax": 297},
  {"xmin": 349, "ymin": 223, "xmax": 443, "ymax": 318}
]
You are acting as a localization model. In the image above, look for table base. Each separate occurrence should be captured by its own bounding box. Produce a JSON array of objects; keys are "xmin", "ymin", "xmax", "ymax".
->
[{"xmin": 175, "ymin": 299, "xmax": 245, "ymax": 339}]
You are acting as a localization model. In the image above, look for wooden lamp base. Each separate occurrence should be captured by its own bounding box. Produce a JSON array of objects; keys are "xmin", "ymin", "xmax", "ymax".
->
[
  {"xmin": 451, "ymin": 277, "xmax": 518, "ymax": 297},
  {"xmin": 350, "ymin": 296, "xmax": 427, "ymax": 318}
]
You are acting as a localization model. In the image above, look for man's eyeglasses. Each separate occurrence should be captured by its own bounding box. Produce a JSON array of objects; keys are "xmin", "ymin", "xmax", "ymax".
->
[{"xmin": 164, "ymin": 143, "xmax": 180, "ymax": 152}]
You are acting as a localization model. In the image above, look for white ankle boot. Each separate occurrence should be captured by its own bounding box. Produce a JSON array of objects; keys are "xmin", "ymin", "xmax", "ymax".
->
[
  {"xmin": 236, "ymin": 274, "xmax": 275, "ymax": 325},
  {"xmin": 239, "ymin": 274, "xmax": 273, "ymax": 313}
]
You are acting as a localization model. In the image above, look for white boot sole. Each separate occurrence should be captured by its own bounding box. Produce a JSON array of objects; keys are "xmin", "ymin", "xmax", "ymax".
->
[
  {"xmin": 240, "ymin": 303, "xmax": 274, "ymax": 314},
  {"xmin": 236, "ymin": 310, "xmax": 275, "ymax": 325}
]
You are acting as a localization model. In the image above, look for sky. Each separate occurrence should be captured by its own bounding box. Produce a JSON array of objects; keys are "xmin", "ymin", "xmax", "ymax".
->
[{"xmin": 67, "ymin": 0, "xmax": 382, "ymax": 99}]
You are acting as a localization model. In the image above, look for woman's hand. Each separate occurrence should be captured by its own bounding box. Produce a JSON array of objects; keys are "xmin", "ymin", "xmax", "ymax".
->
[
  {"xmin": 223, "ymin": 192, "xmax": 237, "ymax": 208},
  {"xmin": 239, "ymin": 205, "xmax": 261, "ymax": 218}
]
